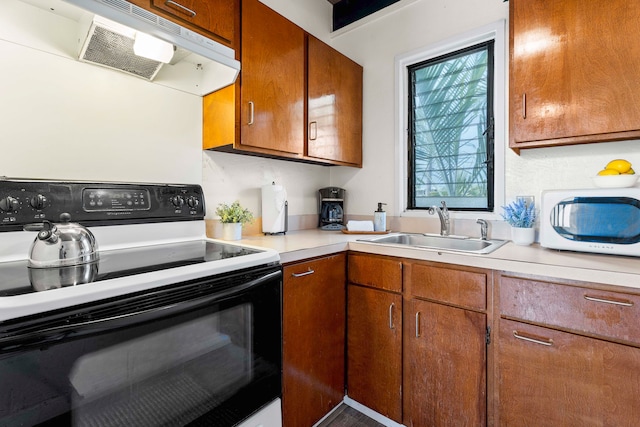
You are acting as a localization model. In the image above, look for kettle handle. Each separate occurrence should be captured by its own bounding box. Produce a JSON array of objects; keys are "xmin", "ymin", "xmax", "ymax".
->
[{"xmin": 23, "ymin": 220, "xmax": 56, "ymax": 241}]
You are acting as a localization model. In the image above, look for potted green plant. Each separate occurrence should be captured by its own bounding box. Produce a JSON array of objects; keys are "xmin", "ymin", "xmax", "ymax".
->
[
  {"xmin": 501, "ymin": 198, "xmax": 537, "ymax": 246},
  {"xmin": 215, "ymin": 201, "xmax": 254, "ymax": 241}
]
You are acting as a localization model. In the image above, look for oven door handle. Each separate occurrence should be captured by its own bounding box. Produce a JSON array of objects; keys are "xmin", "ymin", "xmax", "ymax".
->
[{"xmin": 0, "ymin": 270, "xmax": 281, "ymax": 353}]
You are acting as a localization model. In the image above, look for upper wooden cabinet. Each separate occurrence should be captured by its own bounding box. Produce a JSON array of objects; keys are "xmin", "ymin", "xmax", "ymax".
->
[
  {"xmin": 203, "ymin": 0, "xmax": 363, "ymax": 167},
  {"xmin": 509, "ymin": 0, "xmax": 640, "ymax": 152},
  {"xmin": 308, "ymin": 36, "xmax": 363, "ymax": 167},
  {"xmin": 238, "ymin": 0, "xmax": 305, "ymax": 156},
  {"xmin": 128, "ymin": 0, "xmax": 238, "ymax": 48}
]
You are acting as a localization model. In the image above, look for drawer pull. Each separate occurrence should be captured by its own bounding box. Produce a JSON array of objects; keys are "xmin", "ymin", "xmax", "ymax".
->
[
  {"xmin": 389, "ymin": 303, "xmax": 395, "ymax": 329},
  {"xmin": 415, "ymin": 312, "xmax": 420, "ymax": 338},
  {"xmin": 522, "ymin": 93, "xmax": 526, "ymax": 119},
  {"xmin": 165, "ymin": 0, "xmax": 196, "ymax": 17},
  {"xmin": 513, "ymin": 330, "xmax": 553, "ymax": 346},
  {"xmin": 291, "ymin": 268, "xmax": 315, "ymax": 278},
  {"xmin": 584, "ymin": 295, "xmax": 634, "ymax": 307}
]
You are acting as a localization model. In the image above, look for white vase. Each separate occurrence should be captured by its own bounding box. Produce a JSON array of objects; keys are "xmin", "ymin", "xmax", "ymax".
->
[
  {"xmin": 511, "ymin": 227, "xmax": 535, "ymax": 246},
  {"xmin": 222, "ymin": 222, "xmax": 242, "ymax": 241}
]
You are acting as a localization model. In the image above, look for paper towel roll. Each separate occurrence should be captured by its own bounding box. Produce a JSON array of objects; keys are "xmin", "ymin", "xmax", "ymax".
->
[{"xmin": 262, "ymin": 183, "xmax": 288, "ymax": 234}]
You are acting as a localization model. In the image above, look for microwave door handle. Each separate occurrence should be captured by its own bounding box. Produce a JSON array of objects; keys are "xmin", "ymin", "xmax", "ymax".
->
[{"xmin": 0, "ymin": 270, "xmax": 281, "ymax": 353}]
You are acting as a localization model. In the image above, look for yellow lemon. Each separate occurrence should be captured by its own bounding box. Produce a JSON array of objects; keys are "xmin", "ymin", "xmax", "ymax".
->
[
  {"xmin": 625, "ymin": 167, "xmax": 636, "ymax": 175},
  {"xmin": 605, "ymin": 159, "xmax": 632, "ymax": 174},
  {"xmin": 598, "ymin": 169, "xmax": 620, "ymax": 176}
]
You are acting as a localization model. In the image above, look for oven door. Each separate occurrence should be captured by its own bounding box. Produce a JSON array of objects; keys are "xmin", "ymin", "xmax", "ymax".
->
[{"xmin": 0, "ymin": 264, "xmax": 282, "ymax": 427}]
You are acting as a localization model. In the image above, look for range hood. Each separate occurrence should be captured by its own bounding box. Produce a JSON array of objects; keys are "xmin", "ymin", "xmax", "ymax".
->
[{"xmin": 18, "ymin": 0, "xmax": 240, "ymax": 96}]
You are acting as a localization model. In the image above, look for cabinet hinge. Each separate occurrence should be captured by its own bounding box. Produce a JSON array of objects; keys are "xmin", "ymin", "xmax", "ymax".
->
[{"xmin": 486, "ymin": 326, "xmax": 491, "ymax": 345}]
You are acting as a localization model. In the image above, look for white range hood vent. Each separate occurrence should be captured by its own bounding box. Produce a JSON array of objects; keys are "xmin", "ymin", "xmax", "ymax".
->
[
  {"xmin": 65, "ymin": 0, "xmax": 240, "ymax": 95},
  {"xmin": 79, "ymin": 16, "xmax": 165, "ymax": 81}
]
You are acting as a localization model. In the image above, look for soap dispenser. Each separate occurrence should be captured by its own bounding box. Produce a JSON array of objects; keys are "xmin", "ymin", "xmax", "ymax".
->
[{"xmin": 374, "ymin": 203, "xmax": 387, "ymax": 232}]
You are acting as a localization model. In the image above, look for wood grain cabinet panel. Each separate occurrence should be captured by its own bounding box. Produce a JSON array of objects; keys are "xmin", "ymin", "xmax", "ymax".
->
[
  {"xmin": 406, "ymin": 299, "xmax": 487, "ymax": 427},
  {"xmin": 509, "ymin": 0, "xmax": 640, "ymax": 151},
  {"xmin": 347, "ymin": 253, "xmax": 402, "ymax": 292},
  {"xmin": 239, "ymin": 0, "xmax": 305, "ymax": 155},
  {"xmin": 498, "ymin": 319, "xmax": 640, "ymax": 426},
  {"xmin": 347, "ymin": 284, "xmax": 402, "ymax": 423},
  {"xmin": 151, "ymin": 0, "xmax": 236, "ymax": 45},
  {"xmin": 500, "ymin": 275, "xmax": 640, "ymax": 345},
  {"xmin": 409, "ymin": 263, "xmax": 487, "ymax": 310},
  {"xmin": 307, "ymin": 36, "xmax": 363, "ymax": 167},
  {"xmin": 282, "ymin": 254, "xmax": 346, "ymax": 427}
]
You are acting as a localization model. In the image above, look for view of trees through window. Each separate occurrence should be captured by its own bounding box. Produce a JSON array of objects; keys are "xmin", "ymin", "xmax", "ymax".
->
[{"xmin": 408, "ymin": 41, "xmax": 494, "ymax": 211}]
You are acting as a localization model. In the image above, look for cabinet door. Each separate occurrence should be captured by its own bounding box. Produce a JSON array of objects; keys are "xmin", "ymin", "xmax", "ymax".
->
[
  {"xmin": 240, "ymin": 0, "xmax": 305, "ymax": 155},
  {"xmin": 509, "ymin": 0, "xmax": 640, "ymax": 150},
  {"xmin": 282, "ymin": 254, "xmax": 346, "ymax": 427},
  {"xmin": 307, "ymin": 36, "xmax": 362, "ymax": 166},
  {"xmin": 406, "ymin": 299, "xmax": 487, "ymax": 427},
  {"xmin": 498, "ymin": 319, "xmax": 640, "ymax": 426},
  {"xmin": 150, "ymin": 0, "xmax": 236, "ymax": 45},
  {"xmin": 347, "ymin": 285, "xmax": 402, "ymax": 423}
]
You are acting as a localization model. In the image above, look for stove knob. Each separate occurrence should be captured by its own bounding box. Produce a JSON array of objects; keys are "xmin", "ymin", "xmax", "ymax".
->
[
  {"xmin": 0, "ymin": 196, "xmax": 19, "ymax": 212},
  {"xmin": 171, "ymin": 196, "xmax": 185, "ymax": 207},
  {"xmin": 187, "ymin": 196, "xmax": 200, "ymax": 209},
  {"xmin": 29, "ymin": 194, "xmax": 47, "ymax": 210}
]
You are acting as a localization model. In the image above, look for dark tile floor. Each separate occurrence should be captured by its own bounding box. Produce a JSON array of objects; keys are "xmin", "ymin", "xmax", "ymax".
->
[{"xmin": 316, "ymin": 404, "xmax": 385, "ymax": 427}]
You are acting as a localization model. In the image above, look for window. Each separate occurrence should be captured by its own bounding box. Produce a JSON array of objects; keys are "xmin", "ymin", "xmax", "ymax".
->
[
  {"xmin": 396, "ymin": 21, "xmax": 505, "ymax": 217},
  {"xmin": 409, "ymin": 41, "xmax": 494, "ymax": 211}
]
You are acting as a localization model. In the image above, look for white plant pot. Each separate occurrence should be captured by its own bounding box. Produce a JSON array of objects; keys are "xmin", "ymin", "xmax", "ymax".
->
[
  {"xmin": 511, "ymin": 227, "xmax": 535, "ymax": 246},
  {"xmin": 222, "ymin": 222, "xmax": 243, "ymax": 241}
]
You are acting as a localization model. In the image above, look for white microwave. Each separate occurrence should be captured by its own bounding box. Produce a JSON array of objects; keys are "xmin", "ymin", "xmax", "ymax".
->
[{"xmin": 540, "ymin": 188, "xmax": 640, "ymax": 257}]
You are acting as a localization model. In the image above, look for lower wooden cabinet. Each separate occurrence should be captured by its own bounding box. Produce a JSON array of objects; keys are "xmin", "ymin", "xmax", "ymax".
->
[
  {"xmin": 347, "ymin": 284, "xmax": 402, "ymax": 423},
  {"xmin": 405, "ymin": 299, "xmax": 487, "ymax": 427},
  {"xmin": 497, "ymin": 272, "xmax": 640, "ymax": 426},
  {"xmin": 404, "ymin": 262, "xmax": 489, "ymax": 427},
  {"xmin": 282, "ymin": 253, "xmax": 346, "ymax": 427},
  {"xmin": 498, "ymin": 319, "xmax": 640, "ymax": 426}
]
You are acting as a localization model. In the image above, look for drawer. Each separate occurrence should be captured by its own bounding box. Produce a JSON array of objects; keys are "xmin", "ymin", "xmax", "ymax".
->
[
  {"xmin": 348, "ymin": 253, "xmax": 402, "ymax": 292},
  {"xmin": 409, "ymin": 263, "xmax": 487, "ymax": 310},
  {"xmin": 500, "ymin": 275, "xmax": 640, "ymax": 345}
]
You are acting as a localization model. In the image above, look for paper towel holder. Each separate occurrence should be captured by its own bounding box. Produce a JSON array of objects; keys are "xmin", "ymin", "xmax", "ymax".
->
[{"xmin": 262, "ymin": 182, "xmax": 288, "ymax": 235}]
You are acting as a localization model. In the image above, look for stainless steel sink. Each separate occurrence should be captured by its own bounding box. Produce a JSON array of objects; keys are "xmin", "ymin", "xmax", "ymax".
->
[{"xmin": 357, "ymin": 233, "xmax": 508, "ymax": 254}]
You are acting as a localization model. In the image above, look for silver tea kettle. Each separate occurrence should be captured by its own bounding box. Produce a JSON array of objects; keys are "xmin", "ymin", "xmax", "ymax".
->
[{"xmin": 24, "ymin": 213, "xmax": 99, "ymax": 268}]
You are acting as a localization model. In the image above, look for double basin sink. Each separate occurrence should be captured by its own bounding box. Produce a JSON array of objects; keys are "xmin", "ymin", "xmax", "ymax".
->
[{"xmin": 357, "ymin": 233, "xmax": 508, "ymax": 255}]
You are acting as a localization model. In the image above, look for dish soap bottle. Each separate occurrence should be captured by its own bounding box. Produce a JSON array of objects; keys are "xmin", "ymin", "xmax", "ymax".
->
[{"xmin": 374, "ymin": 203, "xmax": 387, "ymax": 232}]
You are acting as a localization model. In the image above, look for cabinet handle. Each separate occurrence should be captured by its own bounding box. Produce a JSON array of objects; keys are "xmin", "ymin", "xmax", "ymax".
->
[
  {"xmin": 522, "ymin": 93, "xmax": 526, "ymax": 119},
  {"xmin": 415, "ymin": 312, "xmax": 420, "ymax": 338},
  {"xmin": 248, "ymin": 101, "xmax": 254, "ymax": 125},
  {"xmin": 513, "ymin": 330, "xmax": 553, "ymax": 346},
  {"xmin": 164, "ymin": 0, "xmax": 196, "ymax": 17},
  {"xmin": 291, "ymin": 268, "xmax": 315, "ymax": 278},
  {"xmin": 584, "ymin": 294, "xmax": 634, "ymax": 307},
  {"xmin": 309, "ymin": 121, "xmax": 317, "ymax": 141},
  {"xmin": 389, "ymin": 303, "xmax": 395, "ymax": 329}
]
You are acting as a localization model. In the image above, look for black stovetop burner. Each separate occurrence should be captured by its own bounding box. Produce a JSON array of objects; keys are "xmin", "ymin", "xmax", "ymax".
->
[{"xmin": 0, "ymin": 240, "xmax": 261, "ymax": 296}]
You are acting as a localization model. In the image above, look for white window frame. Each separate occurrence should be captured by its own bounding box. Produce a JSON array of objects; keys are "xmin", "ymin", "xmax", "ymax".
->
[{"xmin": 395, "ymin": 20, "xmax": 506, "ymax": 220}]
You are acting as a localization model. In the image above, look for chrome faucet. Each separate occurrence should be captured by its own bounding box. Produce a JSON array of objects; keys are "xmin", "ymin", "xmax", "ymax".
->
[
  {"xmin": 429, "ymin": 201, "xmax": 450, "ymax": 236},
  {"xmin": 476, "ymin": 219, "xmax": 488, "ymax": 240}
]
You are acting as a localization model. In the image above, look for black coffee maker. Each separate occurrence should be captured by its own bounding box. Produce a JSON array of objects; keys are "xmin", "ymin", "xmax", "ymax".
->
[{"xmin": 318, "ymin": 187, "xmax": 346, "ymax": 230}]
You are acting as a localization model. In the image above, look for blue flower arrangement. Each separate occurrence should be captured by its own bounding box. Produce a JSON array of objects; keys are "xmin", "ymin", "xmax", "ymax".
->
[{"xmin": 501, "ymin": 199, "xmax": 536, "ymax": 228}]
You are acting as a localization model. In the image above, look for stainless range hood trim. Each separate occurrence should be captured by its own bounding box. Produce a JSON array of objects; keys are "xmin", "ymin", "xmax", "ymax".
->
[{"xmin": 64, "ymin": 0, "xmax": 240, "ymax": 87}]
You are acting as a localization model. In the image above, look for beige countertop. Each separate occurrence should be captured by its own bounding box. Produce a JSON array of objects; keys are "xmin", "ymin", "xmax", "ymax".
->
[{"xmin": 236, "ymin": 230, "xmax": 640, "ymax": 291}]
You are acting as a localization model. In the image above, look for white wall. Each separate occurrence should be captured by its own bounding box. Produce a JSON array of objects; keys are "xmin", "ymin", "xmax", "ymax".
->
[
  {"xmin": 323, "ymin": 0, "xmax": 640, "ymax": 218},
  {"xmin": 0, "ymin": 0, "xmax": 202, "ymax": 185}
]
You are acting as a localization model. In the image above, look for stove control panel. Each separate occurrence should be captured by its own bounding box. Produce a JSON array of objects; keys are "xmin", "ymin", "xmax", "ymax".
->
[{"xmin": 0, "ymin": 179, "xmax": 205, "ymax": 231}]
